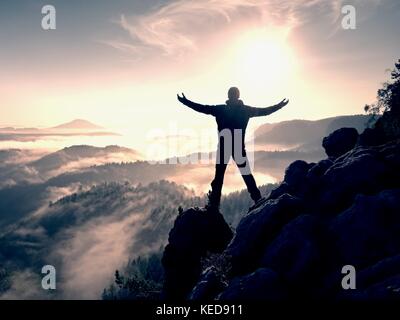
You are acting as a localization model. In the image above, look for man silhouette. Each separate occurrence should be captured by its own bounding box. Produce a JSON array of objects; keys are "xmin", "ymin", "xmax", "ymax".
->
[{"xmin": 177, "ymin": 87, "xmax": 289, "ymax": 209}]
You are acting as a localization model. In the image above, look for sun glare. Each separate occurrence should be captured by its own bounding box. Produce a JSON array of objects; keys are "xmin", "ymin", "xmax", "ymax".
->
[{"xmin": 232, "ymin": 29, "xmax": 296, "ymax": 89}]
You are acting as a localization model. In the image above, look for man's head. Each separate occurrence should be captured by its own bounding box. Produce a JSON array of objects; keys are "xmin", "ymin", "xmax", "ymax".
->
[{"xmin": 228, "ymin": 87, "xmax": 240, "ymax": 101}]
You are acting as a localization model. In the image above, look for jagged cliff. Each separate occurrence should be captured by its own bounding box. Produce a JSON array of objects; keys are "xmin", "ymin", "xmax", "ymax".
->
[{"xmin": 161, "ymin": 124, "xmax": 400, "ymax": 301}]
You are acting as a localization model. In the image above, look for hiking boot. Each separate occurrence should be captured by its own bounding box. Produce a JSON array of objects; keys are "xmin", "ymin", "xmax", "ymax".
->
[
  {"xmin": 248, "ymin": 197, "xmax": 267, "ymax": 212},
  {"xmin": 205, "ymin": 190, "xmax": 221, "ymax": 212}
]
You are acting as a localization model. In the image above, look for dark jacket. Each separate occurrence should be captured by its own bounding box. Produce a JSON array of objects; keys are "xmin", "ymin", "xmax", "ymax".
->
[{"xmin": 180, "ymin": 98, "xmax": 282, "ymax": 134}]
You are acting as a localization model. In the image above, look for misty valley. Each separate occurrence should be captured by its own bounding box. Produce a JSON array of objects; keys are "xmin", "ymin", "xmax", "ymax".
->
[
  {"xmin": 1, "ymin": 0, "xmax": 400, "ymax": 312},
  {"xmin": 0, "ymin": 115, "xmax": 369, "ymax": 299}
]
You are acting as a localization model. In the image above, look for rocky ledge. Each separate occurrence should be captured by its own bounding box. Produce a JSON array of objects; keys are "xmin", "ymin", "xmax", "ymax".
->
[{"xmin": 162, "ymin": 126, "xmax": 400, "ymax": 301}]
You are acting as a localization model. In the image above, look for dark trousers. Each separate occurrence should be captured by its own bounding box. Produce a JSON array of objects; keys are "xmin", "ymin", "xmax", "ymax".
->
[{"xmin": 210, "ymin": 139, "xmax": 261, "ymax": 205}]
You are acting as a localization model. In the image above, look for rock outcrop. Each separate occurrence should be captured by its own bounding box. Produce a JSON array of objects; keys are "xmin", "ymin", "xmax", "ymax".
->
[
  {"xmin": 226, "ymin": 193, "xmax": 304, "ymax": 275},
  {"xmin": 322, "ymin": 127, "xmax": 359, "ymax": 158},
  {"xmin": 161, "ymin": 207, "xmax": 233, "ymax": 300},
  {"xmin": 329, "ymin": 189, "xmax": 400, "ymax": 269},
  {"xmin": 162, "ymin": 125, "xmax": 400, "ymax": 301}
]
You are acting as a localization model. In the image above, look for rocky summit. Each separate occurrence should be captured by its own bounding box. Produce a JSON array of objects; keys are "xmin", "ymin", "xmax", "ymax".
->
[{"xmin": 162, "ymin": 122, "xmax": 400, "ymax": 301}]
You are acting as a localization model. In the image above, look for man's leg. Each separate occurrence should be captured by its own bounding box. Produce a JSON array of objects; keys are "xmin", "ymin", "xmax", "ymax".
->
[
  {"xmin": 241, "ymin": 172, "xmax": 262, "ymax": 202},
  {"xmin": 234, "ymin": 149, "xmax": 262, "ymax": 203},
  {"xmin": 209, "ymin": 162, "xmax": 228, "ymax": 207},
  {"xmin": 208, "ymin": 140, "xmax": 229, "ymax": 208}
]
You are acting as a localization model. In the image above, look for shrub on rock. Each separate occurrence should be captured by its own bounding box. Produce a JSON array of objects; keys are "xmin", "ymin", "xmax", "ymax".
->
[{"xmin": 188, "ymin": 266, "xmax": 225, "ymax": 301}]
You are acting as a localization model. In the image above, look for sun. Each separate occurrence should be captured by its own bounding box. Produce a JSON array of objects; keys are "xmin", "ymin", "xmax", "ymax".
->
[{"xmin": 232, "ymin": 29, "xmax": 296, "ymax": 89}]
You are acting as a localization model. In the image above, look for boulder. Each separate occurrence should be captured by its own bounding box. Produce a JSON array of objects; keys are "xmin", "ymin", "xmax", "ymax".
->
[
  {"xmin": 307, "ymin": 159, "xmax": 333, "ymax": 182},
  {"xmin": 322, "ymin": 127, "xmax": 359, "ymax": 158},
  {"xmin": 380, "ymin": 139, "xmax": 400, "ymax": 175},
  {"xmin": 166, "ymin": 207, "xmax": 232, "ymax": 253},
  {"xmin": 217, "ymin": 268, "xmax": 287, "ymax": 301},
  {"xmin": 268, "ymin": 161, "xmax": 315, "ymax": 200},
  {"xmin": 358, "ymin": 275, "xmax": 400, "ymax": 300},
  {"xmin": 319, "ymin": 147, "xmax": 389, "ymax": 214},
  {"xmin": 339, "ymin": 275, "xmax": 400, "ymax": 301},
  {"xmin": 357, "ymin": 127, "xmax": 387, "ymax": 147},
  {"xmin": 261, "ymin": 215, "xmax": 325, "ymax": 290},
  {"xmin": 162, "ymin": 207, "xmax": 233, "ymax": 300},
  {"xmin": 358, "ymin": 113, "xmax": 400, "ymax": 147},
  {"xmin": 357, "ymin": 254, "xmax": 400, "ymax": 290},
  {"xmin": 329, "ymin": 189, "xmax": 400, "ymax": 269},
  {"xmin": 225, "ymin": 194, "xmax": 304, "ymax": 275},
  {"xmin": 283, "ymin": 160, "xmax": 312, "ymax": 187},
  {"xmin": 321, "ymin": 250, "xmax": 400, "ymax": 299},
  {"xmin": 267, "ymin": 182, "xmax": 291, "ymax": 200}
]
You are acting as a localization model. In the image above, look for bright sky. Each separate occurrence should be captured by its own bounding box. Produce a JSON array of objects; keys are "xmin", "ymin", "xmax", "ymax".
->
[{"xmin": 1, "ymin": 0, "xmax": 400, "ymax": 152}]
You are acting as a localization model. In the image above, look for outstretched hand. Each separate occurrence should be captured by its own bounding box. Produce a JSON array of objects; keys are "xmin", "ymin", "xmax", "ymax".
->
[
  {"xmin": 277, "ymin": 98, "xmax": 289, "ymax": 109},
  {"xmin": 177, "ymin": 92, "xmax": 188, "ymax": 103}
]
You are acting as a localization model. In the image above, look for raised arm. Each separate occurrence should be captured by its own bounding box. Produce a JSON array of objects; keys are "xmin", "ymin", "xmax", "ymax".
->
[
  {"xmin": 177, "ymin": 93, "xmax": 215, "ymax": 116},
  {"xmin": 247, "ymin": 98, "xmax": 289, "ymax": 117}
]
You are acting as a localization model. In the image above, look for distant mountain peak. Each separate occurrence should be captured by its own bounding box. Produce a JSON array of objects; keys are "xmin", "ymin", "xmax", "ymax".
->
[{"xmin": 51, "ymin": 119, "xmax": 104, "ymax": 130}]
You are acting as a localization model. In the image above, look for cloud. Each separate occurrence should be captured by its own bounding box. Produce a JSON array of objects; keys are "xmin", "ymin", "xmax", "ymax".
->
[
  {"xmin": 106, "ymin": 0, "xmax": 283, "ymax": 57},
  {"xmin": 54, "ymin": 213, "xmax": 143, "ymax": 299},
  {"xmin": 0, "ymin": 146, "xmax": 142, "ymax": 190},
  {"xmin": 0, "ymin": 149, "xmax": 47, "ymax": 165},
  {"xmin": 104, "ymin": 0, "xmax": 328, "ymax": 57},
  {"xmin": 0, "ymin": 164, "xmax": 42, "ymax": 189},
  {"xmin": 0, "ymin": 131, "xmax": 119, "ymax": 143},
  {"xmin": 0, "ymin": 270, "xmax": 44, "ymax": 300},
  {"xmin": 104, "ymin": 0, "xmax": 384, "ymax": 59}
]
